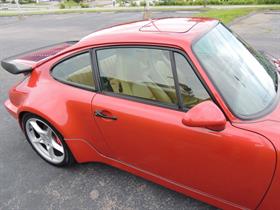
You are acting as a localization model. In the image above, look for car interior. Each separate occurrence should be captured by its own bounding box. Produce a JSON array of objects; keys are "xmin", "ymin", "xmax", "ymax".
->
[
  {"xmin": 98, "ymin": 48, "xmax": 178, "ymax": 104},
  {"xmin": 97, "ymin": 48, "xmax": 205, "ymax": 107},
  {"xmin": 62, "ymin": 48, "xmax": 205, "ymax": 108},
  {"xmin": 67, "ymin": 66, "xmax": 95, "ymax": 87}
]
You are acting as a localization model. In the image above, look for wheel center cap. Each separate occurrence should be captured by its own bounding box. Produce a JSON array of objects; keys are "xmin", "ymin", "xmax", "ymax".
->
[{"xmin": 42, "ymin": 135, "xmax": 50, "ymax": 144}]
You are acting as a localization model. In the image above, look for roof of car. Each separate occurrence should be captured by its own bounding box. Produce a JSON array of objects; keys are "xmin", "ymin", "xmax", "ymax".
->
[{"xmin": 73, "ymin": 17, "xmax": 219, "ymax": 49}]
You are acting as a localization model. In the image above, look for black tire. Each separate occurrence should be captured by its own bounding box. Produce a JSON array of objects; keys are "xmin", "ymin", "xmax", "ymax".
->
[{"xmin": 22, "ymin": 113, "xmax": 75, "ymax": 167}]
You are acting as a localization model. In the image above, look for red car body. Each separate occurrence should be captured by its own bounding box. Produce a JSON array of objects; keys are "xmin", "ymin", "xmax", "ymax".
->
[{"xmin": 3, "ymin": 17, "xmax": 280, "ymax": 210}]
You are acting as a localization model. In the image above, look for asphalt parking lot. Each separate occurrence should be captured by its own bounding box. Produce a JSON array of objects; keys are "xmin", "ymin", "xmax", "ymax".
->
[{"xmin": 0, "ymin": 11, "xmax": 279, "ymax": 210}]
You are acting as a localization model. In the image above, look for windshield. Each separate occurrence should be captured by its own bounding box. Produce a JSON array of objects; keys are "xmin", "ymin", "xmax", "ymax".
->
[{"xmin": 193, "ymin": 24, "xmax": 278, "ymax": 118}]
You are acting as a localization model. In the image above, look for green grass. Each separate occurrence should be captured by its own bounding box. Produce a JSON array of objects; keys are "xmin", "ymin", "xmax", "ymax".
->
[
  {"xmin": 36, "ymin": 2, "xmax": 51, "ymax": 5},
  {"xmin": 60, "ymin": 0, "xmax": 79, "ymax": 8},
  {"xmin": 195, "ymin": 6, "xmax": 280, "ymax": 23},
  {"xmin": 0, "ymin": 6, "xmax": 204, "ymax": 17},
  {"xmin": 1, "ymin": 5, "xmax": 280, "ymax": 24},
  {"xmin": 156, "ymin": 0, "xmax": 280, "ymax": 6},
  {"xmin": 195, "ymin": 8, "xmax": 255, "ymax": 23}
]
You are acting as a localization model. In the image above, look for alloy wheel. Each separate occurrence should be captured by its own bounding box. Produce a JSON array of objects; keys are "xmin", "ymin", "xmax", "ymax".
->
[{"xmin": 25, "ymin": 118, "xmax": 65, "ymax": 164}]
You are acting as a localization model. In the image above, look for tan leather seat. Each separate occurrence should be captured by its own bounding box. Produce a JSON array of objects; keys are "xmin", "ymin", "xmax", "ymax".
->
[
  {"xmin": 110, "ymin": 78, "xmax": 134, "ymax": 96},
  {"xmin": 97, "ymin": 54, "xmax": 134, "ymax": 96},
  {"xmin": 99, "ymin": 55, "xmax": 117, "ymax": 78},
  {"xmin": 154, "ymin": 60, "xmax": 178, "ymax": 103},
  {"xmin": 109, "ymin": 50, "xmax": 172, "ymax": 104},
  {"xmin": 67, "ymin": 66, "xmax": 94, "ymax": 87},
  {"xmin": 154, "ymin": 58, "xmax": 201, "ymax": 107}
]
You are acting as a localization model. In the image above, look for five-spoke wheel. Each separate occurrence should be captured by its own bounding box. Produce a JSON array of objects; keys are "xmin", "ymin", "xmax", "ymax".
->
[{"xmin": 22, "ymin": 114, "xmax": 74, "ymax": 166}]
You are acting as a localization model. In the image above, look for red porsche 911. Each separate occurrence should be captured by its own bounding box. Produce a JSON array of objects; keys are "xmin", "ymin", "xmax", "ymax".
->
[{"xmin": 2, "ymin": 17, "xmax": 280, "ymax": 210}]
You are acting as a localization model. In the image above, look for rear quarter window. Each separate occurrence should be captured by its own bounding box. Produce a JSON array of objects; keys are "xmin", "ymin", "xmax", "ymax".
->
[{"xmin": 52, "ymin": 52, "xmax": 95, "ymax": 90}]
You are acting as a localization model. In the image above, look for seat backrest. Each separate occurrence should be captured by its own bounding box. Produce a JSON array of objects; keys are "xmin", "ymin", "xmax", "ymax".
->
[
  {"xmin": 119, "ymin": 49, "xmax": 172, "ymax": 103},
  {"xmin": 153, "ymin": 60, "xmax": 178, "ymax": 103},
  {"xmin": 67, "ymin": 65, "xmax": 94, "ymax": 87},
  {"xmin": 99, "ymin": 48, "xmax": 173, "ymax": 104},
  {"xmin": 99, "ymin": 55, "xmax": 117, "ymax": 78}
]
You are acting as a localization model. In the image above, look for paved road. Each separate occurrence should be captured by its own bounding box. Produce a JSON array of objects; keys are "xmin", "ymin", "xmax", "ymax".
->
[
  {"xmin": 230, "ymin": 12, "xmax": 280, "ymax": 58},
  {"xmin": 1, "ymin": 4, "xmax": 278, "ymax": 12},
  {"xmin": 0, "ymin": 11, "xmax": 279, "ymax": 210}
]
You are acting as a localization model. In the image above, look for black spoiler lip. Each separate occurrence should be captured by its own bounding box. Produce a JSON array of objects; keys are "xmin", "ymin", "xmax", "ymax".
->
[{"xmin": 1, "ymin": 59, "xmax": 33, "ymax": 75}]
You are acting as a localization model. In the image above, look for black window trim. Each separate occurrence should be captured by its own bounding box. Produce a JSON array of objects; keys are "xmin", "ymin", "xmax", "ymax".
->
[
  {"xmin": 92, "ymin": 45, "xmax": 216, "ymax": 113},
  {"xmin": 50, "ymin": 50, "xmax": 97, "ymax": 92},
  {"xmin": 169, "ymin": 50, "xmax": 183, "ymax": 109},
  {"xmin": 172, "ymin": 50, "xmax": 217, "ymax": 112}
]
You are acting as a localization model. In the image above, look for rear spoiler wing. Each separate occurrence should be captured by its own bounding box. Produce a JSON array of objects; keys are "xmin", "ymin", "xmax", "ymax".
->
[
  {"xmin": 1, "ymin": 41, "xmax": 78, "ymax": 74},
  {"xmin": 1, "ymin": 60, "xmax": 33, "ymax": 75}
]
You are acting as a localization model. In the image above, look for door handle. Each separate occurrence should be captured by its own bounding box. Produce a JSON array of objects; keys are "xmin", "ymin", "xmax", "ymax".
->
[{"xmin": 95, "ymin": 110, "xmax": 117, "ymax": 120}]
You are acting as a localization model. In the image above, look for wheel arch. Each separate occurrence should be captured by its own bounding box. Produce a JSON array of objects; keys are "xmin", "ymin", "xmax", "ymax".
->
[
  {"xmin": 18, "ymin": 107, "xmax": 102, "ymax": 163},
  {"xmin": 18, "ymin": 107, "xmax": 67, "ymax": 138}
]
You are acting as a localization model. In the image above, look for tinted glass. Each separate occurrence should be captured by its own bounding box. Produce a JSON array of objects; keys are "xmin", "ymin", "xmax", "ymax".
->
[
  {"xmin": 174, "ymin": 53, "xmax": 210, "ymax": 108},
  {"xmin": 52, "ymin": 52, "xmax": 95, "ymax": 89},
  {"xmin": 96, "ymin": 48, "xmax": 178, "ymax": 105},
  {"xmin": 193, "ymin": 24, "xmax": 278, "ymax": 117}
]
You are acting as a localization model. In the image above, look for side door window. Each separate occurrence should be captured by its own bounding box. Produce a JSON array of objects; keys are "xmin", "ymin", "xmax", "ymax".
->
[
  {"xmin": 96, "ymin": 48, "xmax": 179, "ymax": 106},
  {"xmin": 174, "ymin": 52, "xmax": 211, "ymax": 108},
  {"xmin": 96, "ymin": 47, "xmax": 210, "ymax": 109},
  {"xmin": 52, "ymin": 52, "xmax": 95, "ymax": 89}
]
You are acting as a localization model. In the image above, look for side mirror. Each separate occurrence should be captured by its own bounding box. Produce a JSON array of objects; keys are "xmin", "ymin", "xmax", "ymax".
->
[{"xmin": 182, "ymin": 101, "xmax": 226, "ymax": 131}]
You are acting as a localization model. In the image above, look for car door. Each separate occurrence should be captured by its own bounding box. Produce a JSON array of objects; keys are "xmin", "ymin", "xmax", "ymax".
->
[
  {"xmin": 50, "ymin": 51, "xmax": 112, "ymax": 157},
  {"xmin": 91, "ymin": 46, "xmax": 276, "ymax": 209}
]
